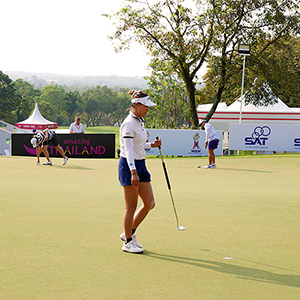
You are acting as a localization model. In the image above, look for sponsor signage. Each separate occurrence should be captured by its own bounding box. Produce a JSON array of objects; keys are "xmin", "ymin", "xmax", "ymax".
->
[
  {"xmin": 145, "ymin": 129, "xmax": 223, "ymax": 156},
  {"xmin": 229, "ymin": 124, "xmax": 300, "ymax": 151},
  {"xmin": 11, "ymin": 133, "xmax": 115, "ymax": 158}
]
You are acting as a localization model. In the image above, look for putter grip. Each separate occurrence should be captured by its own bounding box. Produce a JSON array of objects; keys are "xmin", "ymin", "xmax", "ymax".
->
[
  {"xmin": 155, "ymin": 136, "xmax": 161, "ymax": 149},
  {"xmin": 162, "ymin": 162, "xmax": 172, "ymax": 190}
]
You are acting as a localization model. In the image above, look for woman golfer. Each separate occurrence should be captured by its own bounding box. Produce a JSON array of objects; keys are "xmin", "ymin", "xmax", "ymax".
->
[
  {"xmin": 200, "ymin": 119, "xmax": 219, "ymax": 169},
  {"xmin": 30, "ymin": 128, "xmax": 68, "ymax": 166},
  {"xmin": 118, "ymin": 90, "xmax": 161, "ymax": 254}
]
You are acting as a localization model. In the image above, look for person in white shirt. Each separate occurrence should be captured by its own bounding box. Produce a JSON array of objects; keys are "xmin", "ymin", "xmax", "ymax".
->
[
  {"xmin": 118, "ymin": 90, "xmax": 161, "ymax": 254},
  {"xmin": 200, "ymin": 119, "xmax": 219, "ymax": 169},
  {"xmin": 69, "ymin": 117, "xmax": 84, "ymax": 134}
]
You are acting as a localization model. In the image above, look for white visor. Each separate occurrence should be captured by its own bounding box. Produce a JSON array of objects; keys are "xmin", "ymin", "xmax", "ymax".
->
[
  {"xmin": 131, "ymin": 96, "xmax": 157, "ymax": 107},
  {"xmin": 30, "ymin": 137, "xmax": 38, "ymax": 148}
]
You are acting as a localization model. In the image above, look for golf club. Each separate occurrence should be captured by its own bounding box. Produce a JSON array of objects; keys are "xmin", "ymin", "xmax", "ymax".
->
[
  {"xmin": 198, "ymin": 145, "xmax": 207, "ymax": 168},
  {"xmin": 156, "ymin": 136, "xmax": 186, "ymax": 231}
]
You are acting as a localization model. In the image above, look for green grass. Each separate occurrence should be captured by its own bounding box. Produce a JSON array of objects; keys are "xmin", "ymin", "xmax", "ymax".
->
[{"xmin": 0, "ymin": 154, "xmax": 300, "ymax": 299}]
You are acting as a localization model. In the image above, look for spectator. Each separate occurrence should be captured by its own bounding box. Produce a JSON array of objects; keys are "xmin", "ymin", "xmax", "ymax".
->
[{"xmin": 69, "ymin": 117, "xmax": 84, "ymax": 134}]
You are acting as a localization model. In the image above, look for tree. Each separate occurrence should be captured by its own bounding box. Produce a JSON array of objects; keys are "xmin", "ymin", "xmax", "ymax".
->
[
  {"xmin": 145, "ymin": 62, "xmax": 190, "ymax": 128},
  {"xmin": 81, "ymin": 85, "xmax": 129, "ymax": 127},
  {"xmin": 35, "ymin": 84, "xmax": 67, "ymax": 125},
  {"xmin": 106, "ymin": 0, "xmax": 214, "ymax": 128},
  {"xmin": 81, "ymin": 88, "xmax": 102, "ymax": 127},
  {"xmin": 0, "ymin": 71, "xmax": 21, "ymax": 123},
  {"xmin": 199, "ymin": 0, "xmax": 300, "ymax": 120},
  {"xmin": 249, "ymin": 37, "xmax": 300, "ymax": 107},
  {"xmin": 64, "ymin": 91, "xmax": 83, "ymax": 124},
  {"xmin": 14, "ymin": 79, "xmax": 41, "ymax": 122},
  {"xmin": 37, "ymin": 101, "xmax": 57, "ymax": 123}
]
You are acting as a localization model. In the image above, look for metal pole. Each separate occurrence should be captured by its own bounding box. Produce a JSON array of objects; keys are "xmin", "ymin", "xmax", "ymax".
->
[{"xmin": 239, "ymin": 54, "xmax": 246, "ymax": 124}]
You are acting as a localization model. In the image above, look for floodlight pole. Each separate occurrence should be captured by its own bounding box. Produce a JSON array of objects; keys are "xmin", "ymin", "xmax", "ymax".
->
[
  {"xmin": 239, "ymin": 54, "xmax": 247, "ymax": 124},
  {"xmin": 237, "ymin": 43, "xmax": 250, "ymax": 155},
  {"xmin": 237, "ymin": 44, "xmax": 250, "ymax": 124}
]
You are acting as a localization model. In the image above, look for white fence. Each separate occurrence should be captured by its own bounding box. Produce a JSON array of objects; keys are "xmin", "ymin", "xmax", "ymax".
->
[{"xmin": 145, "ymin": 129, "xmax": 223, "ymax": 156}]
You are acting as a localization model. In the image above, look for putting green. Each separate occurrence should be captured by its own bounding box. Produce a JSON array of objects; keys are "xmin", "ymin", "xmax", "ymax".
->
[{"xmin": 0, "ymin": 154, "xmax": 299, "ymax": 299}]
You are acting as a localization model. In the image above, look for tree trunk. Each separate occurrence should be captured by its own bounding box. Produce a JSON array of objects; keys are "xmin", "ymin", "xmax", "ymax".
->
[
  {"xmin": 205, "ymin": 85, "xmax": 225, "ymax": 122},
  {"xmin": 206, "ymin": 55, "xmax": 227, "ymax": 122},
  {"xmin": 181, "ymin": 69, "xmax": 198, "ymax": 128}
]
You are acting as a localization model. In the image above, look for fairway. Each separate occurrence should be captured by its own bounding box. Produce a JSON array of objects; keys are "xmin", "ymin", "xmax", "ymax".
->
[{"xmin": 1, "ymin": 154, "xmax": 300, "ymax": 299}]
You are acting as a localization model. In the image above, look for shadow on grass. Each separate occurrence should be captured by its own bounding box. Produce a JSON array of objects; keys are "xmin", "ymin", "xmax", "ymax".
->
[
  {"xmin": 218, "ymin": 168, "xmax": 272, "ymax": 173},
  {"xmin": 145, "ymin": 251, "xmax": 300, "ymax": 288},
  {"xmin": 51, "ymin": 165, "xmax": 94, "ymax": 170}
]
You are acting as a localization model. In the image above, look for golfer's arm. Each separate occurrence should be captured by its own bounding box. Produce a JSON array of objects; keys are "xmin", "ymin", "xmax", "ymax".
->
[
  {"xmin": 124, "ymin": 138, "xmax": 136, "ymax": 171},
  {"xmin": 44, "ymin": 128, "xmax": 49, "ymax": 140}
]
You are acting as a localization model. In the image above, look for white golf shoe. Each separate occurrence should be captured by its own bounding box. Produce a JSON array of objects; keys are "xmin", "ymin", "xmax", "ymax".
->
[
  {"xmin": 211, "ymin": 163, "xmax": 217, "ymax": 168},
  {"xmin": 204, "ymin": 165, "xmax": 212, "ymax": 169},
  {"xmin": 43, "ymin": 161, "xmax": 52, "ymax": 166},
  {"xmin": 62, "ymin": 157, "xmax": 68, "ymax": 165},
  {"xmin": 122, "ymin": 240, "xmax": 144, "ymax": 254},
  {"xmin": 120, "ymin": 232, "xmax": 143, "ymax": 248}
]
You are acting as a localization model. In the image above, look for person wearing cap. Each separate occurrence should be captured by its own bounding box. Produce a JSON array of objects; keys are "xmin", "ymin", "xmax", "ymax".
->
[
  {"xmin": 69, "ymin": 117, "xmax": 84, "ymax": 134},
  {"xmin": 31, "ymin": 128, "xmax": 68, "ymax": 166},
  {"xmin": 200, "ymin": 119, "xmax": 219, "ymax": 169},
  {"xmin": 118, "ymin": 90, "xmax": 161, "ymax": 254}
]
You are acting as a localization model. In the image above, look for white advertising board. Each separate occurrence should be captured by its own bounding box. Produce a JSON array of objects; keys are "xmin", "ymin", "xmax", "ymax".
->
[
  {"xmin": 229, "ymin": 124, "xmax": 300, "ymax": 152},
  {"xmin": 145, "ymin": 129, "xmax": 223, "ymax": 156}
]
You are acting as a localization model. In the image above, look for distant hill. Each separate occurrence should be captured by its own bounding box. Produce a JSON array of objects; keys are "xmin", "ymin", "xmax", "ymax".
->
[{"xmin": 5, "ymin": 71, "xmax": 148, "ymax": 89}]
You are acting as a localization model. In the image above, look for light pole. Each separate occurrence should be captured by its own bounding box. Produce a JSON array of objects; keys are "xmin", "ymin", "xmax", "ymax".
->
[{"xmin": 238, "ymin": 44, "xmax": 251, "ymax": 124}]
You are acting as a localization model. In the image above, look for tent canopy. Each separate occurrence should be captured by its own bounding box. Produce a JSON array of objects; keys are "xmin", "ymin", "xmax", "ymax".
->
[
  {"xmin": 15, "ymin": 103, "xmax": 58, "ymax": 130},
  {"xmin": 224, "ymin": 97, "xmax": 293, "ymax": 112},
  {"xmin": 197, "ymin": 97, "xmax": 300, "ymax": 131}
]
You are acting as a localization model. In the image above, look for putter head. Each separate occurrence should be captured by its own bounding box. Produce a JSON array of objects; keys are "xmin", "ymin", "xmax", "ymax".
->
[{"xmin": 177, "ymin": 226, "xmax": 186, "ymax": 231}]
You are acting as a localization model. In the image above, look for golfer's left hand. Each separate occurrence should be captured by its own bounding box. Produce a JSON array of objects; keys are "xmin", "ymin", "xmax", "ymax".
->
[{"xmin": 152, "ymin": 139, "xmax": 162, "ymax": 148}]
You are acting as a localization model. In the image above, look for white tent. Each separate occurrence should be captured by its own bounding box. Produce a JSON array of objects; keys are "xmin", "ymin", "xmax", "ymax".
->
[
  {"xmin": 15, "ymin": 103, "xmax": 58, "ymax": 130},
  {"xmin": 226, "ymin": 97, "xmax": 293, "ymax": 112},
  {"xmin": 197, "ymin": 97, "xmax": 300, "ymax": 131}
]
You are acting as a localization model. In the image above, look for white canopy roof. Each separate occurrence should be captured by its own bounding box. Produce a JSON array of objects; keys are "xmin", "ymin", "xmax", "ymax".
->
[
  {"xmin": 225, "ymin": 96, "xmax": 293, "ymax": 112},
  {"xmin": 197, "ymin": 97, "xmax": 300, "ymax": 131},
  {"xmin": 15, "ymin": 103, "xmax": 58, "ymax": 130}
]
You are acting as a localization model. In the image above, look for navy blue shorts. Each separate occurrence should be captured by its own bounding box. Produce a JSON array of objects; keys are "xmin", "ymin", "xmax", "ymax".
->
[
  {"xmin": 42, "ymin": 134, "xmax": 59, "ymax": 147},
  {"xmin": 208, "ymin": 139, "xmax": 219, "ymax": 150},
  {"xmin": 118, "ymin": 157, "xmax": 151, "ymax": 186}
]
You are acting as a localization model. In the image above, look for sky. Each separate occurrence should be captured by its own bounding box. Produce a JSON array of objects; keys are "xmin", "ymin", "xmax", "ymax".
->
[
  {"xmin": 1, "ymin": 0, "xmax": 154, "ymax": 77},
  {"xmin": 1, "ymin": 0, "xmax": 206, "ymax": 78}
]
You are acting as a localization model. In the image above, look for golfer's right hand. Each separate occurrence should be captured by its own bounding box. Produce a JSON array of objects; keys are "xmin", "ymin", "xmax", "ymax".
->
[{"xmin": 131, "ymin": 170, "xmax": 140, "ymax": 188}]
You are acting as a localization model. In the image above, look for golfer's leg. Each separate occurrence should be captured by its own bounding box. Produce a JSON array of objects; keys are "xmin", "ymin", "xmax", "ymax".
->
[
  {"xmin": 43, "ymin": 145, "xmax": 51, "ymax": 162},
  {"xmin": 55, "ymin": 145, "xmax": 66, "ymax": 159},
  {"xmin": 208, "ymin": 149, "xmax": 214, "ymax": 165},
  {"xmin": 133, "ymin": 182, "xmax": 155, "ymax": 230},
  {"xmin": 123, "ymin": 186, "xmax": 139, "ymax": 239},
  {"xmin": 36, "ymin": 147, "xmax": 41, "ymax": 163}
]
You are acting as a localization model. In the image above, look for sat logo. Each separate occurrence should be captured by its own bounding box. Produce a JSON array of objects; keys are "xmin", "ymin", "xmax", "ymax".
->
[
  {"xmin": 294, "ymin": 138, "xmax": 300, "ymax": 147},
  {"xmin": 245, "ymin": 126, "xmax": 271, "ymax": 145}
]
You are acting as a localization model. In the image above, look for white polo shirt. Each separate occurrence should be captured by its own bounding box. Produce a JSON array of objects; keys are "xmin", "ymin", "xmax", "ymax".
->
[
  {"xmin": 69, "ymin": 122, "xmax": 84, "ymax": 133},
  {"xmin": 119, "ymin": 112, "xmax": 151, "ymax": 162},
  {"xmin": 205, "ymin": 123, "xmax": 218, "ymax": 142}
]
